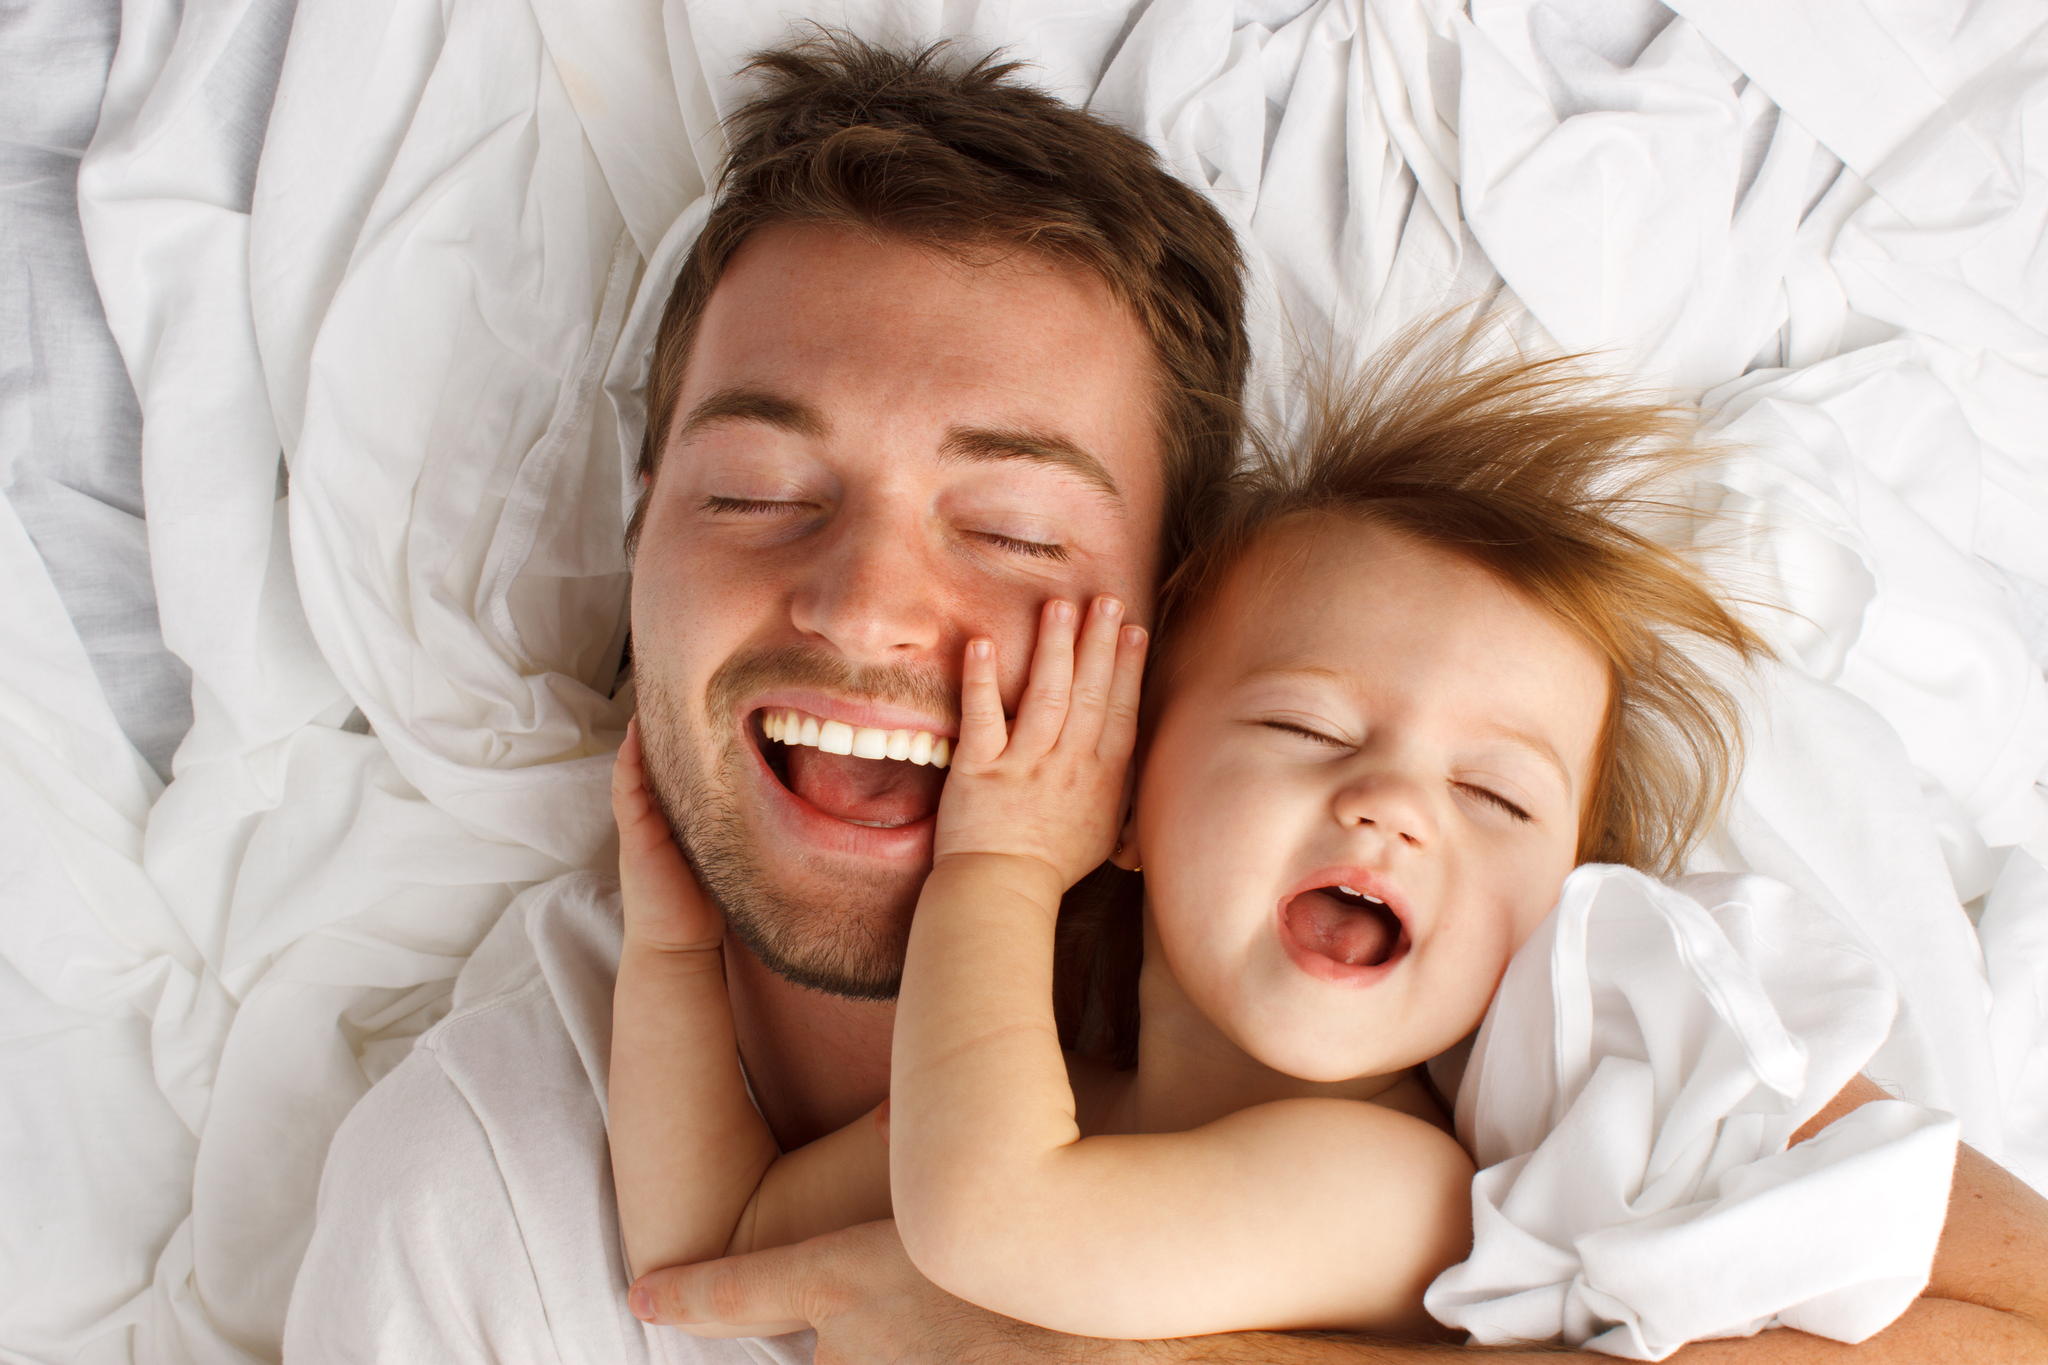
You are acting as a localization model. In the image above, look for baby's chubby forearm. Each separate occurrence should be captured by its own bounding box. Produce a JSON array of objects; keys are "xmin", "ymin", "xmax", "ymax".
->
[
  {"xmin": 890, "ymin": 852, "xmax": 1087, "ymax": 1274},
  {"xmin": 888, "ymin": 597, "xmax": 1145, "ymax": 1219},
  {"xmin": 611, "ymin": 934, "xmax": 894, "ymax": 1339},
  {"xmin": 608, "ymin": 719, "xmax": 791, "ymax": 1283},
  {"xmin": 612, "ymin": 932, "xmax": 894, "ymax": 1334},
  {"xmin": 884, "ymin": 600, "xmax": 1150, "ymax": 1318},
  {"xmin": 610, "ymin": 938, "xmax": 779, "ymax": 1279},
  {"xmin": 892, "ymin": 852, "xmax": 1078, "ymax": 1147}
]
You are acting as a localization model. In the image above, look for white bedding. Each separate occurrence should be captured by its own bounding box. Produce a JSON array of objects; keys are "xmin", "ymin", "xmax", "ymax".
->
[
  {"xmin": 0, "ymin": 0, "xmax": 188, "ymax": 781},
  {"xmin": 1429, "ymin": 866, "xmax": 1957, "ymax": 1358},
  {"xmin": 5, "ymin": 0, "xmax": 2044, "ymax": 1360}
]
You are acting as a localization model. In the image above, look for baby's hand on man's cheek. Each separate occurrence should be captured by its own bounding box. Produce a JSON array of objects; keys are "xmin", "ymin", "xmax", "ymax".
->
[{"xmin": 931, "ymin": 595, "xmax": 1147, "ymax": 891}]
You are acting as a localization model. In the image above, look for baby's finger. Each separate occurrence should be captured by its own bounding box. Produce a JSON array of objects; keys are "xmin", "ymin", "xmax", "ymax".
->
[
  {"xmin": 612, "ymin": 718, "xmax": 658, "ymax": 839},
  {"xmin": 613, "ymin": 717, "xmax": 720, "ymax": 950},
  {"xmin": 613, "ymin": 720, "xmax": 680, "ymax": 860},
  {"xmin": 1097, "ymin": 623, "xmax": 1149, "ymax": 763},
  {"xmin": 1008, "ymin": 598, "xmax": 1076, "ymax": 757},
  {"xmin": 954, "ymin": 638, "xmax": 1008, "ymax": 766},
  {"xmin": 613, "ymin": 721, "xmax": 676, "ymax": 875},
  {"xmin": 1062, "ymin": 595, "xmax": 1126, "ymax": 753}
]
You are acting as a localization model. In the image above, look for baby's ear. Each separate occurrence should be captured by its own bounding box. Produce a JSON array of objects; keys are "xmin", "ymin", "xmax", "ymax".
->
[{"xmin": 1109, "ymin": 812, "xmax": 1142, "ymax": 871}]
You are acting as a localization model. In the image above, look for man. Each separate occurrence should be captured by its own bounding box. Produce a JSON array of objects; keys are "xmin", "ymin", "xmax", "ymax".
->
[{"xmin": 284, "ymin": 33, "xmax": 2048, "ymax": 1364}]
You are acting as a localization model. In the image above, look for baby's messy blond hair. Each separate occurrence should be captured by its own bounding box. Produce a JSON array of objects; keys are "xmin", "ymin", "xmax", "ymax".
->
[
  {"xmin": 1152, "ymin": 325, "xmax": 1769, "ymax": 877},
  {"xmin": 1057, "ymin": 322, "xmax": 1770, "ymax": 1064}
]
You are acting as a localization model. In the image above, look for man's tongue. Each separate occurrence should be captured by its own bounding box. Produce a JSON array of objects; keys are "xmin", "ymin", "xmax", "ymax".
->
[
  {"xmin": 783, "ymin": 744, "xmax": 943, "ymax": 826},
  {"xmin": 1285, "ymin": 888, "xmax": 1400, "ymax": 967}
]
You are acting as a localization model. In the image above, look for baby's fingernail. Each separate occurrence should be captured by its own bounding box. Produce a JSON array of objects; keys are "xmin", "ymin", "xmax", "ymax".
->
[
  {"xmin": 1100, "ymin": 595, "xmax": 1123, "ymax": 619},
  {"xmin": 971, "ymin": 639, "xmax": 993, "ymax": 659},
  {"xmin": 629, "ymin": 1285, "xmax": 654, "ymax": 1321},
  {"xmin": 1052, "ymin": 599, "xmax": 1075, "ymax": 623},
  {"xmin": 1123, "ymin": 625, "xmax": 1147, "ymax": 647}
]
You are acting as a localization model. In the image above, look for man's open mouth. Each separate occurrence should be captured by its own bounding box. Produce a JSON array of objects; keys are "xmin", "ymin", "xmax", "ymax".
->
[{"xmin": 752, "ymin": 707, "xmax": 951, "ymax": 830}]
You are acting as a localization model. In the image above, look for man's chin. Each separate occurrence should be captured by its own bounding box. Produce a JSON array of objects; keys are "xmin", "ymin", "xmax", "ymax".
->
[
  {"xmin": 702, "ymin": 860, "xmax": 922, "ymax": 1002},
  {"xmin": 632, "ymin": 695, "xmax": 927, "ymax": 999}
]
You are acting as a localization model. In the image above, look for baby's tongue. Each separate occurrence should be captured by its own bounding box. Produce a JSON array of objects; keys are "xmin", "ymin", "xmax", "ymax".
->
[
  {"xmin": 783, "ymin": 745, "xmax": 943, "ymax": 826},
  {"xmin": 1286, "ymin": 888, "xmax": 1398, "ymax": 967}
]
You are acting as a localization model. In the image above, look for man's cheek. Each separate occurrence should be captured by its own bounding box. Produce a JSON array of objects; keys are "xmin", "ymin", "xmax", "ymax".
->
[{"xmin": 638, "ymin": 559, "xmax": 737, "ymax": 665}]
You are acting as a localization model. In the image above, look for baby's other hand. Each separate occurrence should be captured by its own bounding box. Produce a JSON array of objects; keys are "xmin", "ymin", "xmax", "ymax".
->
[
  {"xmin": 613, "ymin": 716, "xmax": 722, "ymax": 955},
  {"xmin": 932, "ymin": 595, "xmax": 1147, "ymax": 890}
]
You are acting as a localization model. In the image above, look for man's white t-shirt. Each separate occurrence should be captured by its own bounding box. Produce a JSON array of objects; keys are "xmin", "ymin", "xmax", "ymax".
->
[{"xmin": 282, "ymin": 872, "xmax": 814, "ymax": 1364}]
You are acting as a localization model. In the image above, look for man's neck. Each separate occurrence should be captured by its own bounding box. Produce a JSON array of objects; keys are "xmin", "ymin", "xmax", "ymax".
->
[{"xmin": 724, "ymin": 940, "xmax": 896, "ymax": 1150}]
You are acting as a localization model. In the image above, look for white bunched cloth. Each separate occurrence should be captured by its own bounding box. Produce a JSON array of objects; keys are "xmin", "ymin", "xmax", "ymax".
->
[{"xmin": 1425, "ymin": 866, "xmax": 1958, "ymax": 1359}]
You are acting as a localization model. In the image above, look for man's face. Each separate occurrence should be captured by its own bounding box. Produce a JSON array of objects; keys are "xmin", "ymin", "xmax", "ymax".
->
[{"xmin": 631, "ymin": 222, "xmax": 1166, "ymax": 999}]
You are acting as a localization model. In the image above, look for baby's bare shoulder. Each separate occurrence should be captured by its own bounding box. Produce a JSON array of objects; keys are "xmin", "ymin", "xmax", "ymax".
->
[{"xmin": 1231, "ymin": 1093, "xmax": 1471, "ymax": 1171}]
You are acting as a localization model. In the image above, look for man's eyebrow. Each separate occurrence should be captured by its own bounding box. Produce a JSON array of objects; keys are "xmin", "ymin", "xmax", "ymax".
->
[
  {"xmin": 672, "ymin": 387, "xmax": 827, "ymax": 446},
  {"xmin": 939, "ymin": 425, "xmax": 1123, "ymax": 505}
]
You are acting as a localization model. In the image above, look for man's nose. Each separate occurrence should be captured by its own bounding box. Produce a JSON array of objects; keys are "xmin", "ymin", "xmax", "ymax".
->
[
  {"xmin": 1329, "ymin": 765, "xmax": 1436, "ymax": 850},
  {"xmin": 788, "ymin": 506, "xmax": 945, "ymax": 663}
]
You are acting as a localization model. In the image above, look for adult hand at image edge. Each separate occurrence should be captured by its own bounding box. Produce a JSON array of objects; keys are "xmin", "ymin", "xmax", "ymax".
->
[{"xmin": 629, "ymin": 1081, "xmax": 2048, "ymax": 1364}]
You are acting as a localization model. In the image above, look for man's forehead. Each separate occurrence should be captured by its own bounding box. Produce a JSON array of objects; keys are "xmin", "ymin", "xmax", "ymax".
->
[
  {"xmin": 671, "ymin": 223, "xmax": 1167, "ymax": 497},
  {"xmin": 704, "ymin": 221, "xmax": 1127, "ymax": 334}
]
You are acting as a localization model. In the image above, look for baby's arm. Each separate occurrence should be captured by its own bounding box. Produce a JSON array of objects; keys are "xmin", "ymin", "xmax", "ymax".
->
[
  {"xmin": 889, "ymin": 600, "xmax": 1473, "ymax": 1340},
  {"xmin": 607, "ymin": 721, "xmax": 889, "ymax": 1301}
]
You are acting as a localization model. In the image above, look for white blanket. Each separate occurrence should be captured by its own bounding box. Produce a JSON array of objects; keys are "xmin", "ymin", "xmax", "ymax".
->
[
  {"xmin": 1427, "ymin": 866, "xmax": 1957, "ymax": 1358},
  {"xmin": 0, "ymin": 0, "xmax": 188, "ymax": 783},
  {"xmin": 6, "ymin": 0, "xmax": 2042, "ymax": 1360}
]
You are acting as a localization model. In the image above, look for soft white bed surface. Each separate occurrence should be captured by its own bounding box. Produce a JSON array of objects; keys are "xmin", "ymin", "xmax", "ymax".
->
[
  {"xmin": 1, "ymin": 0, "xmax": 190, "ymax": 781},
  {"xmin": 5, "ymin": 0, "xmax": 2043, "ymax": 1360}
]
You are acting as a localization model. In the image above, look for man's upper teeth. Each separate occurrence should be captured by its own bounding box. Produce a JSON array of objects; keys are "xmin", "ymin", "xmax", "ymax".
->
[
  {"xmin": 1337, "ymin": 884, "xmax": 1385, "ymax": 905},
  {"xmin": 763, "ymin": 708, "xmax": 951, "ymax": 768}
]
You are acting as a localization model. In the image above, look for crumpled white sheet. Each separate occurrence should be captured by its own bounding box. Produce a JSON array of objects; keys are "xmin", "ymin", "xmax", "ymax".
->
[
  {"xmin": 8, "ymin": 0, "xmax": 2041, "ymax": 1360},
  {"xmin": 1426, "ymin": 865, "xmax": 1958, "ymax": 1358},
  {"xmin": 0, "ymin": 0, "xmax": 189, "ymax": 783}
]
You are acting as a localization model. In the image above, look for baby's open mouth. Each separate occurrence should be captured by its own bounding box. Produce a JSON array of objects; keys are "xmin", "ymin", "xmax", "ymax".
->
[
  {"xmin": 753, "ymin": 707, "xmax": 951, "ymax": 829},
  {"xmin": 1281, "ymin": 884, "xmax": 1409, "ymax": 970}
]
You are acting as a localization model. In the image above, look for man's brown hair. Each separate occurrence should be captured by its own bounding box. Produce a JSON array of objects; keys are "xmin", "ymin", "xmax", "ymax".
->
[{"xmin": 630, "ymin": 31, "xmax": 1248, "ymax": 566}]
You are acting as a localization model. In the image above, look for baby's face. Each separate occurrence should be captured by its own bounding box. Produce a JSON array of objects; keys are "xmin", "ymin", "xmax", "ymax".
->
[{"xmin": 1131, "ymin": 514, "xmax": 1610, "ymax": 1084}]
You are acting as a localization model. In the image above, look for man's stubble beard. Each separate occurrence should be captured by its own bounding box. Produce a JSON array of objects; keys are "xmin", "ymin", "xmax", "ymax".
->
[{"xmin": 633, "ymin": 649, "xmax": 941, "ymax": 1002}]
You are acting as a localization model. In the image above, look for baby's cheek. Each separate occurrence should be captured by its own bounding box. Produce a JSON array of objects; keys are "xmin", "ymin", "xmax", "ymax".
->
[
  {"xmin": 1508, "ymin": 870, "xmax": 1574, "ymax": 953},
  {"xmin": 1139, "ymin": 737, "xmax": 1252, "ymax": 837}
]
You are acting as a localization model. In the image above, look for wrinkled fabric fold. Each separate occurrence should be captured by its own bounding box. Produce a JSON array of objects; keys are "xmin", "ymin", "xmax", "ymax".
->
[{"xmin": 1427, "ymin": 866, "xmax": 1957, "ymax": 1358}]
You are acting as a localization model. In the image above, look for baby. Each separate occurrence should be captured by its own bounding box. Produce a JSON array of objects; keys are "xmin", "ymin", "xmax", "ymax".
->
[{"xmin": 606, "ymin": 336, "xmax": 1764, "ymax": 1339}]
